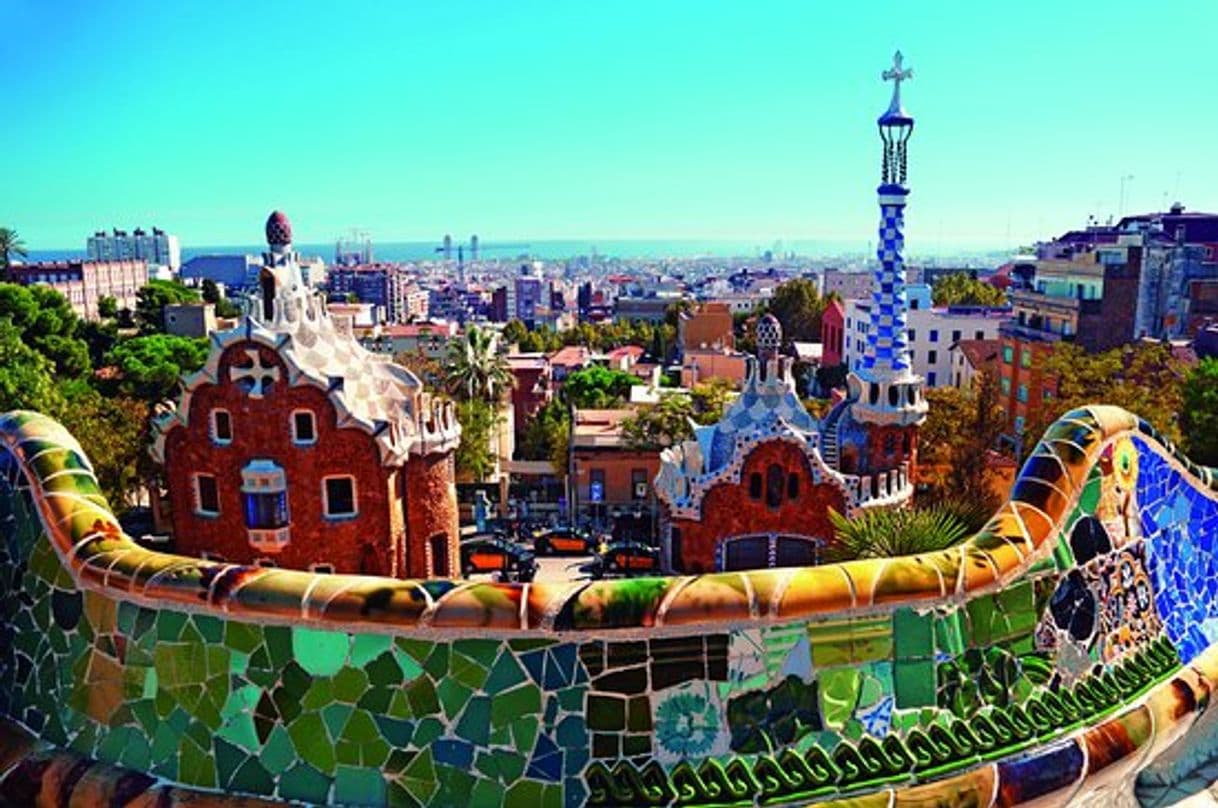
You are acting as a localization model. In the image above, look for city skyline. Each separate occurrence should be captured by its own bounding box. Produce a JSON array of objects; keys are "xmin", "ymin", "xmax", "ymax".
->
[{"xmin": 4, "ymin": 0, "xmax": 1217, "ymax": 250}]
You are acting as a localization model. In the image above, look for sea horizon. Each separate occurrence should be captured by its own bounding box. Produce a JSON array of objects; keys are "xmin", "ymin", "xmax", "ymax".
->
[{"xmin": 23, "ymin": 236, "xmax": 1011, "ymax": 266}]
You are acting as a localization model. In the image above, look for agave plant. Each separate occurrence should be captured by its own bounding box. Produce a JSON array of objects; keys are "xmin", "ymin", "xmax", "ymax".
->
[
  {"xmin": 827, "ymin": 505, "xmax": 972, "ymax": 562},
  {"xmin": 929, "ymin": 495, "xmax": 1000, "ymax": 534}
]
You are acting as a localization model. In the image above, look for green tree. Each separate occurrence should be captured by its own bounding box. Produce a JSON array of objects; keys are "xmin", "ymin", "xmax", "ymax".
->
[
  {"xmin": 561, "ymin": 365, "xmax": 637, "ymax": 408},
  {"xmin": 517, "ymin": 399, "xmax": 571, "ymax": 476},
  {"xmin": 689, "ymin": 377, "xmax": 734, "ymax": 424},
  {"xmin": 200, "ymin": 279, "xmax": 221, "ymax": 304},
  {"xmin": 816, "ymin": 363, "xmax": 849, "ymax": 393},
  {"xmin": 621, "ymin": 379, "xmax": 735, "ymax": 450},
  {"xmin": 827, "ymin": 505, "xmax": 971, "ymax": 561},
  {"xmin": 767, "ymin": 278, "xmax": 827, "ymax": 343},
  {"xmin": 0, "ymin": 319, "xmax": 64, "ymax": 414},
  {"xmin": 56, "ymin": 380, "xmax": 150, "ymax": 512},
  {"xmin": 445, "ymin": 325, "xmax": 513, "ymax": 403},
  {"xmin": 135, "ymin": 279, "xmax": 200, "ymax": 334},
  {"xmin": 0, "ymin": 283, "xmax": 92, "ymax": 377},
  {"xmin": 393, "ymin": 350, "xmax": 445, "ymax": 392},
  {"xmin": 98, "ymin": 295, "xmax": 118, "ymax": 320},
  {"xmin": 1024, "ymin": 342, "xmax": 1184, "ymax": 447},
  {"xmin": 104, "ymin": 334, "xmax": 209, "ymax": 403},
  {"xmin": 0, "ymin": 227, "xmax": 28, "ymax": 280},
  {"xmin": 454, "ymin": 398, "xmax": 502, "ymax": 481},
  {"xmin": 198, "ymin": 279, "xmax": 242, "ymax": 318},
  {"xmin": 80, "ymin": 318, "xmax": 119, "ymax": 368},
  {"xmin": 502, "ymin": 319, "xmax": 529, "ymax": 348},
  {"xmin": 1181, "ymin": 357, "xmax": 1218, "ymax": 467},
  {"xmin": 623, "ymin": 394, "xmax": 697, "ymax": 449},
  {"xmin": 921, "ymin": 370, "xmax": 1005, "ymax": 506},
  {"xmin": 932, "ymin": 273, "xmax": 1007, "ymax": 307},
  {"xmin": 664, "ymin": 299, "xmax": 694, "ymax": 328},
  {"xmin": 214, "ymin": 296, "xmax": 242, "ymax": 318}
]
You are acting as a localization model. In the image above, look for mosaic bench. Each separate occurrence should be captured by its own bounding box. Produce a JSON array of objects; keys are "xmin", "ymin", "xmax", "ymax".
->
[{"xmin": 3, "ymin": 405, "xmax": 1218, "ymax": 807}]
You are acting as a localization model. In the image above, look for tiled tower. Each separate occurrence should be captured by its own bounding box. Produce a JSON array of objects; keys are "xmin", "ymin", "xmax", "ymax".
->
[{"xmin": 848, "ymin": 51, "xmax": 928, "ymax": 427}]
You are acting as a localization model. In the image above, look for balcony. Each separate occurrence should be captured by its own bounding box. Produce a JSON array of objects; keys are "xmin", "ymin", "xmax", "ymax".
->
[{"xmin": 248, "ymin": 526, "xmax": 291, "ymax": 553}]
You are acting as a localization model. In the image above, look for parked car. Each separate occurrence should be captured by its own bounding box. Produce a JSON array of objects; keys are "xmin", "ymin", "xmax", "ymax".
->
[
  {"xmin": 460, "ymin": 537, "xmax": 537, "ymax": 582},
  {"xmin": 533, "ymin": 526, "xmax": 595, "ymax": 556},
  {"xmin": 589, "ymin": 542, "xmax": 661, "ymax": 578}
]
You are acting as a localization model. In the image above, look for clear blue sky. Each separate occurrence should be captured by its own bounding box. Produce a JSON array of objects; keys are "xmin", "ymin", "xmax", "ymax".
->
[{"xmin": 3, "ymin": 0, "xmax": 1215, "ymax": 251}]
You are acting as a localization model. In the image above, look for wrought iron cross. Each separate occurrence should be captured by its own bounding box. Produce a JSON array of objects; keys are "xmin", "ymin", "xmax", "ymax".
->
[
  {"xmin": 230, "ymin": 349, "xmax": 280, "ymax": 398},
  {"xmin": 882, "ymin": 51, "xmax": 912, "ymax": 105}
]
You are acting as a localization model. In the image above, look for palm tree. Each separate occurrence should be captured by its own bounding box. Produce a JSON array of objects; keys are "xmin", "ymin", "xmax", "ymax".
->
[
  {"xmin": 445, "ymin": 325, "xmax": 514, "ymax": 404},
  {"xmin": 0, "ymin": 227, "xmax": 28, "ymax": 281}
]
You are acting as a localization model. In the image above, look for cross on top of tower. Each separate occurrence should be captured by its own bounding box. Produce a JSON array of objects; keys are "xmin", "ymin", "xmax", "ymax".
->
[{"xmin": 882, "ymin": 51, "xmax": 912, "ymax": 111}]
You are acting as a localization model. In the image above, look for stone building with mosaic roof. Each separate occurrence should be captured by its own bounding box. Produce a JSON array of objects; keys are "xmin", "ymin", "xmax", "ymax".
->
[
  {"xmin": 655, "ymin": 54, "xmax": 926, "ymax": 574},
  {"xmin": 151, "ymin": 212, "xmax": 461, "ymax": 578}
]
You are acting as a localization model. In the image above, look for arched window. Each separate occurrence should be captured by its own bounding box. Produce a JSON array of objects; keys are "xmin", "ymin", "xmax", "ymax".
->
[
  {"xmin": 765, "ymin": 464, "xmax": 785, "ymax": 510},
  {"xmin": 884, "ymin": 434, "xmax": 896, "ymax": 457},
  {"xmin": 787, "ymin": 473, "xmax": 800, "ymax": 500},
  {"xmin": 902, "ymin": 432, "xmax": 912, "ymax": 454},
  {"xmin": 748, "ymin": 472, "xmax": 762, "ymax": 500}
]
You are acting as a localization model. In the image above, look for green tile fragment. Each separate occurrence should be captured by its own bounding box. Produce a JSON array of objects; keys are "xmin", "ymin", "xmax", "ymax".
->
[
  {"xmin": 294, "ymin": 627, "xmax": 349, "ymax": 676},
  {"xmin": 333, "ymin": 666, "xmax": 370, "ymax": 703},
  {"xmin": 892, "ymin": 607, "xmax": 934, "ymax": 660},
  {"xmin": 289, "ymin": 711, "xmax": 336, "ymax": 774},
  {"xmin": 350, "ymin": 634, "xmax": 393, "ymax": 667},
  {"xmin": 224, "ymin": 621, "xmax": 263, "ymax": 654},
  {"xmin": 280, "ymin": 762, "xmax": 333, "ymax": 804},
  {"xmin": 335, "ymin": 766, "xmax": 388, "ymax": 806},
  {"xmin": 484, "ymin": 652, "xmax": 526, "ymax": 695},
  {"xmin": 492, "ymin": 684, "xmax": 541, "ymax": 728},
  {"xmin": 894, "ymin": 659, "xmax": 937, "ymax": 708},
  {"xmin": 456, "ymin": 695, "xmax": 492, "ymax": 746},
  {"xmin": 259, "ymin": 724, "xmax": 296, "ymax": 774}
]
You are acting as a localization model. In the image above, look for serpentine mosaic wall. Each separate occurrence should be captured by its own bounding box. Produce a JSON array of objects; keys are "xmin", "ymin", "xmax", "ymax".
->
[{"xmin": 3, "ymin": 407, "xmax": 1218, "ymax": 806}]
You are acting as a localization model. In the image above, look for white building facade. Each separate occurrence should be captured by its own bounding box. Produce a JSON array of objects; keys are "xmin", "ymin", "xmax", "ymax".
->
[
  {"xmin": 87, "ymin": 227, "xmax": 181, "ymax": 272},
  {"xmin": 844, "ymin": 292, "xmax": 1011, "ymax": 388}
]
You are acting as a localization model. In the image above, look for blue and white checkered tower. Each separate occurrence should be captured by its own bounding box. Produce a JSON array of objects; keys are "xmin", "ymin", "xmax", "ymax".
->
[{"xmin": 848, "ymin": 51, "xmax": 928, "ymax": 427}]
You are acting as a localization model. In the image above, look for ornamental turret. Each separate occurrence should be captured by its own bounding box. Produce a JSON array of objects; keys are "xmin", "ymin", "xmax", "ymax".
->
[
  {"xmin": 847, "ymin": 51, "xmax": 928, "ymax": 427},
  {"xmin": 255, "ymin": 210, "xmax": 314, "ymax": 326}
]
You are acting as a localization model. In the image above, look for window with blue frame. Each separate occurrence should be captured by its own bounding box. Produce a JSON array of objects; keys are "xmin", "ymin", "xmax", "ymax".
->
[
  {"xmin": 240, "ymin": 460, "xmax": 290, "ymax": 529},
  {"xmin": 244, "ymin": 489, "xmax": 289, "ymax": 530}
]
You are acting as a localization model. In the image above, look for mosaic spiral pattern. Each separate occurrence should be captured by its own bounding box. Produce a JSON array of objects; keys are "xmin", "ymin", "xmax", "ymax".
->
[{"xmin": 3, "ymin": 405, "xmax": 1218, "ymax": 806}]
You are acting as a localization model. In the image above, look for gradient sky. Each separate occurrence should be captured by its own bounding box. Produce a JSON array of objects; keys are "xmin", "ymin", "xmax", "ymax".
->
[{"xmin": 3, "ymin": 0, "xmax": 1216, "ymax": 252}]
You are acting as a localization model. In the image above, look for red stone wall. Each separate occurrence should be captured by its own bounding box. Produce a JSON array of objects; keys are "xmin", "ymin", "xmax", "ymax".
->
[
  {"xmin": 162, "ymin": 341, "xmax": 401, "ymax": 575},
  {"xmin": 863, "ymin": 424, "xmax": 918, "ymax": 476},
  {"xmin": 402, "ymin": 451, "xmax": 460, "ymax": 578},
  {"xmin": 667, "ymin": 439, "xmax": 846, "ymax": 574}
]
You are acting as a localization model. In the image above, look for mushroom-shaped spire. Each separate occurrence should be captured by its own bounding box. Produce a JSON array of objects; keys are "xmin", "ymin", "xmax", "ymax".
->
[
  {"xmin": 756, "ymin": 313, "xmax": 782, "ymax": 360},
  {"xmin": 265, "ymin": 210, "xmax": 293, "ymax": 248}
]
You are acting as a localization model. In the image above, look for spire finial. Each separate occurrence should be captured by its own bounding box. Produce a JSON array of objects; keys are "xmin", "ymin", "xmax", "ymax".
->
[{"xmin": 882, "ymin": 51, "xmax": 912, "ymax": 114}]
